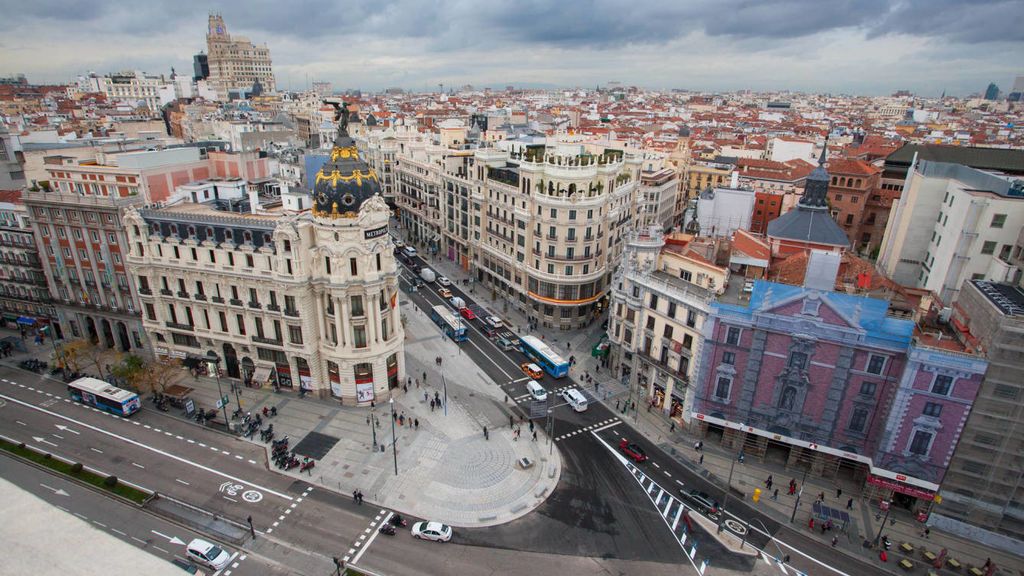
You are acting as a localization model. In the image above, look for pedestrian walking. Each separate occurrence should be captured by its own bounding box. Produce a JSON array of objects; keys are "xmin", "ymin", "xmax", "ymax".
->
[
  {"xmin": 772, "ymin": 488, "xmax": 779, "ymax": 501},
  {"xmin": 616, "ymin": 400, "xmax": 621, "ymax": 411},
  {"xmin": 423, "ymin": 371, "xmax": 427, "ymax": 383},
  {"xmin": 836, "ymin": 487, "xmax": 842, "ymax": 499},
  {"xmin": 414, "ymin": 418, "xmax": 419, "ymax": 430},
  {"xmin": 430, "ymin": 399, "xmax": 435, "ymax": 411},
  {"xmin": 403, "ymin": 383, "xmax": 408, "ymax": 394},
  {"xmin": 393, "ymin": 411, "xmax": 398, "ymax": 422},
  {"xmin": 415, "ymin": 378, "xmax": 420, "ymax": 389},
  {"xmin": 766, "ymin": 474, "xmax": 774, "ymax": 488},
  {"xmin": 670, "ymin": 421, "xmax": 675, "ymax": 433},
  {"xmin": 819, "ymin": 491, "xmax": 825, "ymax": 502},
  {"xmin": 509, "ymin": 414, "xmax": 514, "ymax": 428},
  {"xmin": 808, "ymin": 518, "xmax": 814, "ymax": 531},
  {"xmin": 532, "ymin": 430, "xmax": 537, "ymax": 441},
  {"xmin": 357, "ymin": 491, "xmax": 364, "ymax": 504},
  {"xmin": 923, "ymin": 527, "xmax": 930, "ymax": 539},
  {"xmin": 699, "ymin": 454, "xmax": 704, "ymax": 465},
  {"xmin": 423, "ymin": 391, "xmax": 428, "ymax": 402},
  {"xmin": 529, "ymin": 420, "xmax": 534, "ymax": 432},
  {"xmin": 353, "ymin": 490, "xmax": 359, "ymax": 503},
  {"xmin": 846, "ymin": 497, "xmax": 854, "ymax": 510},
  {"xmin": 483, "ymin": 426, "xmax": 489, "ymax": 440},
  {"xmin": 831, "ymin": 536, "xmax": 838, "ymax": 548}
]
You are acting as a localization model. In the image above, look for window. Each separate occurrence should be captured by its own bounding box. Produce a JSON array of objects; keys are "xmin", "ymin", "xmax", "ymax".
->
[
  {"xmin": 376, "ymin": 253, "xmax": 381, "ymax": 271},
  {"xmin": 714, "ymin": 376, "xmax": 732, "ymax": 401},
  {"xmin": 990, "ymin": 213, "xmax": 1007, "ymax": 228},
  {"xmin": 325, "ymin": 257, "xmax": 332, "ymax": 274},
  {"xmin": 667, "ymin": 302, "xmax": 677, "ymax": 318},
  {"xmin": 288, "ymin": 325, "xmax": 303, "ymax": 345},
  {"xmin": 981, "ymin": 241, "xmax": 996, "ymax": 255},
  {"xmin": 908, "ymin": 430, "xmax": 933, "ymax": 456},
  {"xmin": 722, "ymin": 351, "xmax": 735, "ymax": 365},
  {"xmin": 848, "ymin": 409, "xmax": 867, "ymax": 433},
  {"xmin": 726, "ymin": 326, "xmax": 740, "ymax": 345},
  {"xmin": 859, "ymin": 381, "xmax": 877, "ymax": 396},
  {"xmin": 353, "ymin": 325, "xmax": 367, "ymax": 348},
  {"xmin": 788, "ymin": 351, "xmax": 807, "ymax": 370},
  {"xmin": 218, "ymin": 311, "xmax": 228, "ymax": 332},
  {"xmin": 646, "ymin": 316, "xmax": 656, "ymax": 330},
  {"xmin": 931, "ymin": 374, "xmax": 953, "ymax": 396},
  {"xmin": 686, "ymin": 309, "xmax": 697, "ymax": 328},
  {"xmin": 923, "ymin": 402, "xmax": 942, "ymax": 417},
  {"xmin": 351, "ymin": 295, "xmax": 364, "ymax": 317},
  {"xmin": 681, "ymin": 270, "xmax": 693, "ymax": 282},
  {"xmin": 649, "ymin": 294, "xmax": 659, "ymax": 309},
  {"xmin": 350, "ymin": 257, "xmax": 358, "ymax": 276},
  {"xmin": 663, "ymin": 325, "xmax": 673, "ymax": 339},
  {"xmin": 866, "ymin": 354, "xmax": 885, "ymax": 375},
  {"xmin": 683, "ymin": 334, "xmax": 693, "ymax": 349}
]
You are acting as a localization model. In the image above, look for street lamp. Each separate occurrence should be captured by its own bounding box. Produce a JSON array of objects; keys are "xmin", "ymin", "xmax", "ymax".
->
[
  {"xmin": 718, "ymin": 450, "xmax": 743, "ymax": 533},
  {"xmin": 873, "ymin": 498, "xmax": 893, "ymax": 547},
  {"xmin": 368, "ymin": 409, "xmax": 377, "ymax": 451},
  {"xmin": 789, "ymin": 466, "xmax": 811, "ymax": 524},
  {"xmin": 389, "ymin": 397, "xmax": 398, "ymax": 475},
  {"xmin": 206, "ymin": 351, "xmax": 230, "ymax": 429}
]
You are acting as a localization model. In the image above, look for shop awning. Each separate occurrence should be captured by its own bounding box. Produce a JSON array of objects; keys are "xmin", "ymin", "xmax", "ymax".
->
[
  {"xmin": 252, "ymin": 365, "xmax": 273, "ymax": 384},
  {"xmin": 17, "ymin": 316, "xmax": 37, "ymax": 326},
  {"xmin": 2, "ymin": 313, "xmax": 18, "ymax": 321}
]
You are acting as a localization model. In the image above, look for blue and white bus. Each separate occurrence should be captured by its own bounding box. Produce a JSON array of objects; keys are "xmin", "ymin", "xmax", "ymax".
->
[
  {"xmin": 67, "ymin": 377, "xmax": 141, "ymax": 417},
  {"xmin": 519, "ymin": 335, "xmax": 569, "ymax": 378},
  {"xmin": 431, "ymin": 305, "xmax": 468, "ymax": 342}
]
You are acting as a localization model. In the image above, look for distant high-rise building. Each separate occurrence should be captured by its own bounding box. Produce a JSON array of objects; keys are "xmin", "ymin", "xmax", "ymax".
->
[
  {"xmin": 192, "ymin": 53, "xmax": 209, "ymax": 81},
  {"xmin": 984, "ymin": 83, "xmax": 1000, "ymax": 100},
  {"xmin": 205, "ymin": 13, "xmax": 275, "ymax": 99},
  {"xmin": 1011, "ymin": 75, "xmax": 1024, "ymax": 94}
]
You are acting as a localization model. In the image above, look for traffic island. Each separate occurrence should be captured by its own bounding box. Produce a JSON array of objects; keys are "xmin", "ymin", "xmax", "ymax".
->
[{"xmin": 0, "ymin": 436, "xmax": 151, "ymax": 505}]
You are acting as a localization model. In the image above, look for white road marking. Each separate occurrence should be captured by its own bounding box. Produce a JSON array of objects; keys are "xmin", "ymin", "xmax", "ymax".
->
[
  {"xmin": 111, "ymin": 529, "xmax": 127, "ymax": 536},
  {"xmin": 223, "ymin": 496, "xmax": 237, "ymax": 502},
  {"xmin": 90, "ymin": 447, "xmax": 102, "ymax": 453},
  {"xmin": 131, "ymin": 536, "xmax": 147, "ymax": 545},
  {"xmin": 153, "ymin": 546, "xmax": 168, "ymax": 554},
  {"xmin": 175, "ymin": 479, "xmax": 190, "ymax": 485},
  {"xmin": 350, "ymin": 511, "xmax": 392, "ymax": 565},
  {"xmin": 0, "ymin": 392, "xmax": 294, "ymax": 501},
  {"xmin": 132, "ymin": 462, "xmax": 145, "ymax": 469},
  {"xmin": 591, "ymin": 420, "xmax": 622, "ymax": 433},
  {"xmin": 15, "ymin": 420, "xmax": 26, "ymax": 426}
]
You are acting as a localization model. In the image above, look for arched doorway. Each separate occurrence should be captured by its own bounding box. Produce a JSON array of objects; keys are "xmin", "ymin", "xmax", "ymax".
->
[
  {"xmin": 84, "ymin": 317, "xmax": 98, "ymax": 344},
  {"xmin": 116, "ymin": 322, "xmax": 130, "ymax": 351},
  {"xmin": 240, "ymin": 357, "xmax": 255, "ymax": 385},
  {"xmin": 222, "ymin": 343, "xmax": 239, "ymax": 379},
  {"xmin": 100, "ymin": 319, "xmax": 115, "ymax": 348}
]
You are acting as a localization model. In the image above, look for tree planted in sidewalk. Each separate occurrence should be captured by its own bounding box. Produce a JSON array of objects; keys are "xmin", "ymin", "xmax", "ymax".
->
[
  {"xmin": 110, "ymin": 354, "xmax": 146, "ymax": 391},
  {"xmin": 60, "ymin": 339, "xmax": 91, "ymax": 373},
  {"xmin": 135, "ymin": 355, "xmax": 181, "ymax": 396}
]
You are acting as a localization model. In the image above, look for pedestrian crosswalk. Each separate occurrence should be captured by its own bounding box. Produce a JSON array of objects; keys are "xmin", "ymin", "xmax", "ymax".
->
[{"xmin": 554, "ymin": 418, "xmax": 620, "ymax": 441}]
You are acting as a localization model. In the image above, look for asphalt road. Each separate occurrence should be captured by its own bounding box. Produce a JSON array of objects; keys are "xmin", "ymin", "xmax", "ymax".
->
[
  {"xmin": 0, "ymin": 450, "xmax": 289, "ymax": 576},
  {"xmin": 397, "ymin": 254, "xmax": 887, "ymax": 576}
]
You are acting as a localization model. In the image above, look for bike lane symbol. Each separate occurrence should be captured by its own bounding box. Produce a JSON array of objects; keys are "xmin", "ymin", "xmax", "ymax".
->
[{"xmin": 219, "ymin": 481, "xmax": 263, "ymax": 504}]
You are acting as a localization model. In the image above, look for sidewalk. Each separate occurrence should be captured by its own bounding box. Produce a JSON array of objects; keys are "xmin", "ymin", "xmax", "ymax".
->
[{"xmin": 401, "ymin": 252, "xmax": 1024, "ymax": 575}]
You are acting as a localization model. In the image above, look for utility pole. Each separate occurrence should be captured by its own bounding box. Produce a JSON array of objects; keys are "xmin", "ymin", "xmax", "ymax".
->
[
  {"xmin": 718, "ymin": 451, "xmax": 741, "ymax": 533},
  {"xmin": 389, "ymin": 397, "xmax": 398, "ymax": 475},
  {"xmin": 789, "ymin": 466, "xmax": 810, "ymax": 523}
]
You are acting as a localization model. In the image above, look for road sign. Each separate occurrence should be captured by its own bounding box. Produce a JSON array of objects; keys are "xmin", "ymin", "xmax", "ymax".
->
[
  {"xmin": 184, "ymin": 398, "xmax": 195, "ymax": 416},
  {"xmin": 529, "ymin": 399, "xmax": 549, "ymax": 419},
  {"xmin": 216, "ymin": 395, "xmax": 230, "ymax": 409}
]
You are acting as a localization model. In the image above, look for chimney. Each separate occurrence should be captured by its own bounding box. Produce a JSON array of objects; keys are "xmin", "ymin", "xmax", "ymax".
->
[
  {"xmin": 730, "ymin": 170, "xmax": 739, "ymax": 189},
  {"xmin": 247, "ymin": 187, "xmax": 261, "ymax": 214}
]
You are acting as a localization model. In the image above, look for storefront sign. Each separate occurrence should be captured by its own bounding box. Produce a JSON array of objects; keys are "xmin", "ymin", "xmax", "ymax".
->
[
  {"xmin": 356, "ymin": 382, "xmax": 374, "ymax": 403},
  {"xmin": 364, "ymin": 225, "xmax": 388, "ymax": 240},
  {"xmin": 867, "ymin": 475, "xmax": 936, "ymax": 501}
]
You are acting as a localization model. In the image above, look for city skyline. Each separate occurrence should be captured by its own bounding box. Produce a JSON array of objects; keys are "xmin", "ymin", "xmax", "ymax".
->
[{"xmin": 1, "ymin": 0, "xmax": 1021, "ymax": 96}]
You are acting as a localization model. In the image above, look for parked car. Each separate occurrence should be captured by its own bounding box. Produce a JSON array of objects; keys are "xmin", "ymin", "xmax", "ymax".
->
[
  {"xmin": 742, "ymin": 279, "xmax": 755, "ymax": 294},
  {"xmin": 495, "ymin": 336, "xmax": 516, "ymax": 351},
  {"xmin": 459, "ymin": 307, "xmax": 476, "ymax": 320},
  {"xmin": 393, "ymin": 239, "xmax": 405, "ymax": 249},
  {"xmin": 526, "ymin": 380, "xmax": 548, "ymax": 402},
  {"xmin": 437, "ymin": 276, "xmax": 452, "ymax": 287},
  {"xmin": 438, "ymin": 288, "xmax": 453, "ymax": 299},
  {"xmin": 684, "ymin": 490, "xmax": 720, "ymax": 518},
  {"xmin": 520, "ymin": 362, "xmax": 543, "ymax": 379},
  {"xmin": 411, "ymin": 521, "xmax": 452, "ymax": 542},
  {"xmin": 185, "ymin": 538, "xmax": 231, "ymax": 571},
  {"xmin": 619, "ymin": 439, "xmax": 648, "ymax": 463}
]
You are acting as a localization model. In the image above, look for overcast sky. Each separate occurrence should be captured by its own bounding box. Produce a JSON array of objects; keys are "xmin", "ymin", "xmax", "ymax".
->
[{"xmin": 1, "ymin": 0, "xmax": 1021, "ymax": 96}]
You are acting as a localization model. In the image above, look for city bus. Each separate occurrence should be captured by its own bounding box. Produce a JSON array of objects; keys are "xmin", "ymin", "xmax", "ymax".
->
[
  {"xmin": 430, "ymin": 305, "xmax": 468, "ymax": 342},
  {"xmin": 519, "ymin": 335, "xmax": 569, "ymax": 378},
  {"xmin": 67, "ymin": 377, "xmax": 141, "ymax": 417}
]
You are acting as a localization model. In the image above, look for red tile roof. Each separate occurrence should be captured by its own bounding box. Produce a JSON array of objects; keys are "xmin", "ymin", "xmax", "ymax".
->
[{"xmin": 731, "ymin": 229, "xmax": 771, "ymax": 261}]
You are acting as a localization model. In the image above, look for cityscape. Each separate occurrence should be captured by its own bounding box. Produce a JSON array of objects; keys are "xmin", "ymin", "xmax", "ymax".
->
[{"xmin": 2, "ymin": 4, "xmax": 1024, "ymax": 576}]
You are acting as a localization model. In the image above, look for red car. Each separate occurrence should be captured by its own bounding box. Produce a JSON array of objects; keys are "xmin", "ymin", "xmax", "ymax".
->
[
  {"xmin": 619, "ymin": 439, "xmax": 648, "ymax": 463},
  {"xmin": 459, "ymin": 307, "xmax": 476, "ymax": 320}
]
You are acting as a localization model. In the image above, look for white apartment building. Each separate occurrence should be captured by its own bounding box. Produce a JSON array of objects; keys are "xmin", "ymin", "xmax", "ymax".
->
[
  {"xmin": 124, "ymin": 120, "xmax": 404, "ymax": 402},
  {"xmin": 606, "ymin": 227, "xmax": 722, "ymax": 424},
  {"xmin": 395, "ymin": 132, "xmax": 641, "ymax": 329},
  {"xmin": 878, "ymin": 160, "xmax": 1024, "ymax": 304},
  {"xmin": 638, "ymin": 168, "xmax": 679, "ymax": 231},
  {"xmin": 78, "ymin": 71, "xmax": 166, "ymax": 111},
  {"xmin": 695, "ymin": 178, "xmax": 756, "ymax": 238}
]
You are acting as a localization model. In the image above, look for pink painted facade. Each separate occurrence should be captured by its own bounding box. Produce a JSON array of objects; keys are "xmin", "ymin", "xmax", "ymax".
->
[{"xmin": 694, "ymin": 280, "xmax": 987, "ymax": 486}]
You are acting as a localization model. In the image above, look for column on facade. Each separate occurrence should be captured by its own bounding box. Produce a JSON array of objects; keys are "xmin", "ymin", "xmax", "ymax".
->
[
  {"xmin": 367, "ymin": 288, "xmax": 381, "ymax": 344},
  {"xmin": 337, "ymin": 293, "xmax": 350, "ymax": 347}
]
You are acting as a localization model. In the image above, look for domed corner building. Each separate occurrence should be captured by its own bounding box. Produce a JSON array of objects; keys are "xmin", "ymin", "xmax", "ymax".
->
[{"xmin": 307, "ymin": 106, "xmax": 405, "ymax": 404}]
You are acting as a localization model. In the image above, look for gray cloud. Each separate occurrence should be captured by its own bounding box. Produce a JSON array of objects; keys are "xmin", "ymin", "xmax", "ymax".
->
[{"xmin": 0, "ymin": 0, "xmax": 1020, "ymax": 94}]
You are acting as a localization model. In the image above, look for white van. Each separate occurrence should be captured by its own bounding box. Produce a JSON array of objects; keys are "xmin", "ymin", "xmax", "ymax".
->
[
  {"xmin": 402, "ymin": 246, "xmax": 418, "ymax": 258},
  {"xmin": 526, "ymin": 380, "xmax": 548, "ymax": 402},
  {"xmin": 561, "ymin": 388, "xmax": 588, "ymax": 412}
]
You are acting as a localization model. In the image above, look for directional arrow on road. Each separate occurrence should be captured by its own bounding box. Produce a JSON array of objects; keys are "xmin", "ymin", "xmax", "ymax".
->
[
  {"xmin": 32, "ymin": 436, "xmax": 58, "ymax": 447},
  {"xmin": 40, "ymin": 483, "xmax": 69, "ymax": 497},
  {"xmin": 55, "ymin": 424, "xmax": 80, "ymax": 435},
  {"xmin": 152, "ymin": 530, "xmax": 185, "ymax": 546}
]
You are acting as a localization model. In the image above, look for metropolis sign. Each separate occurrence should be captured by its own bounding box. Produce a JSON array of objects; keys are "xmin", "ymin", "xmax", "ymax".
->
[{"xmin": 364, "ymin": 225, "xmax": 388, "ymax": 240}]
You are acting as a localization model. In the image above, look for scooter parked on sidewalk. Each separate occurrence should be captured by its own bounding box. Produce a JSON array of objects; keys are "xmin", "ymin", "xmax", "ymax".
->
[{"xmin": 299, "ymin": 458, "xmax": 315, "ymax": 473}]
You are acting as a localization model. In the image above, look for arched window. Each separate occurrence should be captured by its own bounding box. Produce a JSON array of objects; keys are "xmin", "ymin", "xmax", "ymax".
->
[
  {"xmin": 205, "ymin": 227, "xmax": 214, "ymax": 239},
  {"xmin": 243, "ymin": 230, "xmax": 253, "ymax": 244},
  {"xmin": 187, "ymin": 225, "xmax": 196, "ymax": 238},
  {"xmin": 224, "ymin": 229, "xmax": 233, "ymax": 241},
  {"xmin": 263, "ymin": 233, "xmax": 272, "ymax": 244},
  {"xmin": 169, "ymin": 224, "xmax": 178, "ymax": 236}
]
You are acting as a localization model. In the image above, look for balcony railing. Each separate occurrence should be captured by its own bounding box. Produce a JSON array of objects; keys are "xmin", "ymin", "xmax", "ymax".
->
[
  {"xmin": 165, "ymin": 321, "xmax": 195, "ymax": 332},
  {"xmin": 284, "ymin": 308, "xmax": 300, "ymax": 317},
  {"xmin": 211, "ymin": 296, "xmax": 225, "ymax": 304},
  {"xmin": 138, "ymin": 287, "xmax": 152, "ymax": 296},
  {"xmin": 252, "ymin": 335, "xmax": 283, "ymax": 346},
  {"xmin": 194, "ymin": 293, "xmax": 207, "ymax": 301},
  {"xmin": 159, "ymin": 288, "xmax": 172, "ymax": 296}
]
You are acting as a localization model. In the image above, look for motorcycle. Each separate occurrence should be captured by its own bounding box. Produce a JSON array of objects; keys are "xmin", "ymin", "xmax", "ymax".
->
[
  {"xmin": 389, "ymin": 514, "xmax": 408, "ymax": 528},
  {"xmin": 378, "ymin": 524, "xmax": 396, "ymax": 536},
  {"xmin": 300, "ymin": 458, "xmax": 315, "ymax": 473},
  {"xmin": 271, "ymin": 436, "xmax": 289, "ymax": 449},
  {"xmin": 157, "ymin": 400, "xmax": 169, "ymax": 412},
  {"xmin": 284, "ymin": 457, "xmax": 300, "ymax": 470}
]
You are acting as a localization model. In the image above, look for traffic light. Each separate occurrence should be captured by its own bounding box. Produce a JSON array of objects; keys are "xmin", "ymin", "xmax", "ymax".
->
[{"xmin": 752, "ymin": 488, "xmax": 761, "ymax": 503}]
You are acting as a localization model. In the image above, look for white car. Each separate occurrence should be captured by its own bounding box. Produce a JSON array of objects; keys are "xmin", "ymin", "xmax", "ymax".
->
[
  {"xmin": 393, "ymin": 239, "xmax": 405, "ymax": 249},
  {"xmin": 436, "ymin": 276, "xmax": 452, "ymax": 287},
  {"xmin": 186, "ymin": 538, "xmax": 232, "ymax": 571},
  {"xmin": 411, "ymin": 521, "xmax": 453, "ymax": 542}
]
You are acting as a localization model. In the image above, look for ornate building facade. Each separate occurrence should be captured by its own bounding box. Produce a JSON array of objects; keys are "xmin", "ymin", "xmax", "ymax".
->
[
  {"xmin": 205, "ymin": 13, "xmax": 275, "ymax": 99},
  {"xmin": 125, "ymin": 109, "xmax": 404, "ymax": 403}
]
